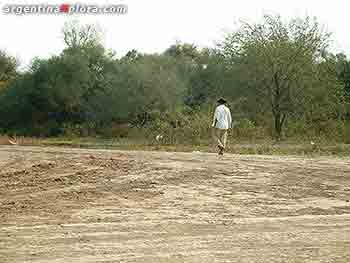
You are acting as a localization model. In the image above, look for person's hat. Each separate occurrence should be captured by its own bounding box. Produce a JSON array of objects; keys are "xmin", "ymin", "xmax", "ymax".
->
[{"xmin": 217, "ymin": 98, "xmax": 227, "ymax": 104}]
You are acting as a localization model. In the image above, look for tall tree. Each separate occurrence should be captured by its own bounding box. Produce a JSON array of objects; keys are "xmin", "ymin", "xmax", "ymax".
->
[{"xmin": 220, "ymin": 15, "xmax": 332, "ymax": 139}]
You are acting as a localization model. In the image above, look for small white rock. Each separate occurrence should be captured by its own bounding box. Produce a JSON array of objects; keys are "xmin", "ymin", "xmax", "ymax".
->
[{"xmin": 156, "ymin": 134, "xmax": 163, "ymax": 141}]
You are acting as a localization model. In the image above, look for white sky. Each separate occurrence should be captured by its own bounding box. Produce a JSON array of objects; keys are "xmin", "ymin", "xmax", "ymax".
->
[{"xmin": 0, "ymin": 0, "xmax": 349, "ymax": 69}]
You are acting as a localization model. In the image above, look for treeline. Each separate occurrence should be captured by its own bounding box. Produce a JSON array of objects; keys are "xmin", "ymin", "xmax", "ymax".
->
[{"xmin": 0, "ymin": 16, "xmax": 350, "ymax": 143}]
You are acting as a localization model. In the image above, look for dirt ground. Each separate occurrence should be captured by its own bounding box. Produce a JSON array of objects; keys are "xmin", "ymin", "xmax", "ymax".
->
[{"xmin": 0, "ymin": 146, "xmax": 350, "ymax": 263}]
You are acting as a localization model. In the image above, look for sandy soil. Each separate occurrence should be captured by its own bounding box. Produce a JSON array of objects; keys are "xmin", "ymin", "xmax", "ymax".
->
[{"xmin": 0, "ymin": 146, "xmax": 350, "ymax": 263}]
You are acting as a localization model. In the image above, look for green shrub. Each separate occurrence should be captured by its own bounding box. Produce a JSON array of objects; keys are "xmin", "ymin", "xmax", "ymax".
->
[
  {"xmin": 285, "ymin": 120, "xmax": 350, "ymax": 143},
  {"xmin": 235, "ymin": 119, "xmax": 255, "ymax": 138},
  {"xmin": 147, "ymin": 111, "xmax": 211, "ymax": 145}
]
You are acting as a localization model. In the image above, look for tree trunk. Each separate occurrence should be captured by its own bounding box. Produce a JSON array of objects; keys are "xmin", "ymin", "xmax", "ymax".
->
[
  {"xmin": 273, "ymin": 112, "xmax": 286, "ymax": 141},
  {"xmin": 271, "ymin": 73, "xmax": 287, "ymax": 141}
]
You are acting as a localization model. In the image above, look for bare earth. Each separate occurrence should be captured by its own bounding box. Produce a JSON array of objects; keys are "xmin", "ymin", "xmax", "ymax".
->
[{"xmin": 0, "ymin": 146, "xmax": 350, "ymax": 263}]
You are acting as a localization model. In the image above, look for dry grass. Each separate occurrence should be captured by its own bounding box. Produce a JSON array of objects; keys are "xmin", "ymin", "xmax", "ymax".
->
[{"xmin": 0, "ymin": 135, "xmax": 349, "ymax": 156}]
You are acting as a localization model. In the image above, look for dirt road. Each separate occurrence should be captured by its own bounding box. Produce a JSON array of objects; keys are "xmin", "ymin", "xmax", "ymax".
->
[{"xmin": 0, "ymin": 146, "xmax": 350, "ymax": 262}]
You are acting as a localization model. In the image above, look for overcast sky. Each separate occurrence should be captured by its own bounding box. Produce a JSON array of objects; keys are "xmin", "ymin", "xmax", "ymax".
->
[{"xmin": 0, "ymin": 0, "xmax": 349, "ymax": 69}]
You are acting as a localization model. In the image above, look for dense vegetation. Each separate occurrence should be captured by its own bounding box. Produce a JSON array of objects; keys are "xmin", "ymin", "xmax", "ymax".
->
[{"xmin": 0, "ymin": 16, "xmax": 349, "ymax": 144}]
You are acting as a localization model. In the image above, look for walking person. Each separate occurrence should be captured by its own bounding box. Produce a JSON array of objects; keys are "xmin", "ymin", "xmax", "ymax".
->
[{"xmin": 212, "ymin": 98, "xmax": 232, "ymax": 155}]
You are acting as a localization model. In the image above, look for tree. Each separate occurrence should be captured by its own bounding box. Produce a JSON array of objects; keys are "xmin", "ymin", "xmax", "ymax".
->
[
  {"xmin": 164, "ymin": 45, "xmax": 235, "ymax": 108},
  {"xmin": 0, "ymin": 22, "xmax": 116, "ymax": 135},
  {"xmin": 164, "ymin": 42, "xmax": 200, "ymax": 61},
  {"xmin": 185, "ymin": 49, "xmax": 233, "ymax": 107},
  {"xmin": 334, "ymin": 53, "xmax": 350, "ymax": 99},
  {"xmin": 220, "ymin": 15, "xmax": 332, "ymax": 139},
  {"xmin": 62, "ymin": 20, "xmax": 102, "ymax": 49},
  {"xmin": 330, "ymin": 53, "xmax": 350, "ymax": 119},
  {"xmin": 121, "ymin": 49, "xmax": 143, "ymax": 63},
  {"xmin": 61, "ymin": 21, "xmax": 117, "ymax": 126},
  {"xmin": 0, "ymin": 50, "xmax": 18, "ymax": 88},
  {"xmin": 112, "ymin": 54, "xmax": 188, "ymax": 125}
]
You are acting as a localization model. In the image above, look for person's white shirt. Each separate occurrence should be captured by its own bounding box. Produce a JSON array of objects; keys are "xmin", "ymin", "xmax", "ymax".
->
[{"xmin": 212, "ymin": 104, "xmax": 232, "ymax": 130}]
